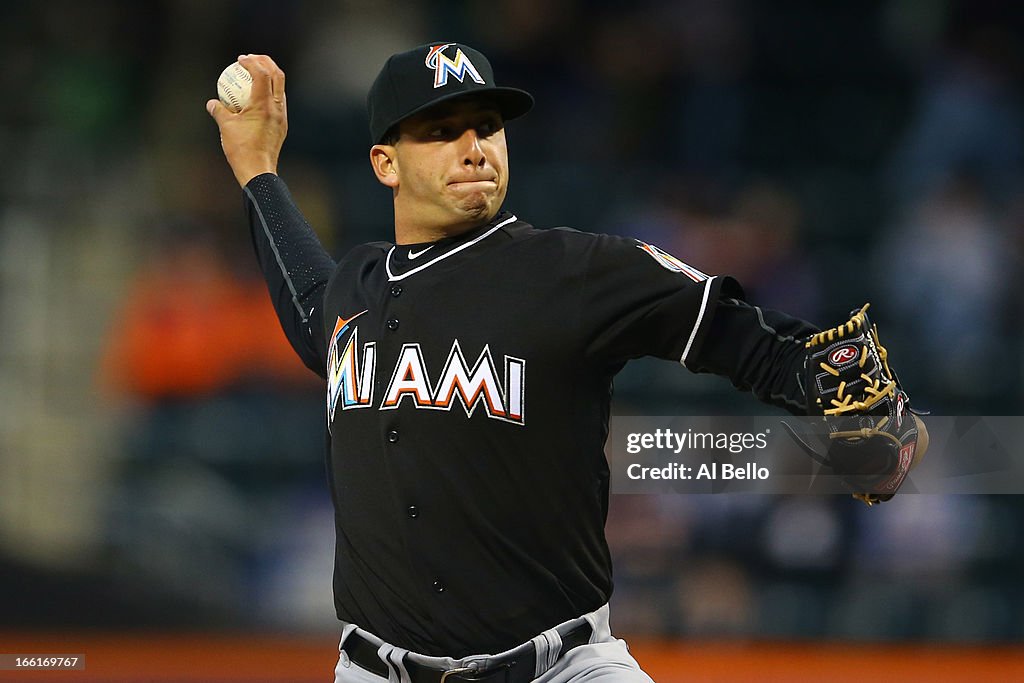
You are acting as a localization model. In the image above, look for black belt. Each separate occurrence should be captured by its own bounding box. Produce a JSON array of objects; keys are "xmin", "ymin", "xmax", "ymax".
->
[{"xmin": 342, "ymin": 623, "xmax": 593, "ymax": 683}]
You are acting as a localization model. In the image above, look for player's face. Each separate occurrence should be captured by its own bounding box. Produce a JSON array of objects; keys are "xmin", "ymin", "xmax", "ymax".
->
[{"xmin": 390, "ymin": 98, "xmax": 509, "ymax": 232}]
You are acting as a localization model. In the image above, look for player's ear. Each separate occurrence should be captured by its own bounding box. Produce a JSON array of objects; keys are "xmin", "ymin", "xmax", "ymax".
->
[{"xmin": 370, "ymin": 145, "xmax": 399, "ymax": 188}]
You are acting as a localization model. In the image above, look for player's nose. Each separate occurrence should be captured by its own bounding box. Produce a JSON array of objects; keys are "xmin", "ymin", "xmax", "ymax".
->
[{"xmin": 459, "ymin": 129, "xmax": 486, "ymax": 168}]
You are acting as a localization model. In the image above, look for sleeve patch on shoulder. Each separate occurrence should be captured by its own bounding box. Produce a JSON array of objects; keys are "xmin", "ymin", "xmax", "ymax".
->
[{"xmin": 636, "ymin": 241, "xmax": 708, "ymax": 281}]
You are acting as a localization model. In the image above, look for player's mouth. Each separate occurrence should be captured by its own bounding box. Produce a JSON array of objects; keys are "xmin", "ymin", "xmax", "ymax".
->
[{"xmin": 447, "ymin": 177, "xmax": 497, "ymax": 188}]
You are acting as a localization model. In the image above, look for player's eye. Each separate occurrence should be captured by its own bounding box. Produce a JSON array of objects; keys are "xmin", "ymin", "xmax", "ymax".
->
[
  {"xmin": 428, "ymin": 126, "xmax": 453, "ymax": 139},
  {"xmin": 477, "ymin": 118, "xmax": 502, "ymax": 137}
]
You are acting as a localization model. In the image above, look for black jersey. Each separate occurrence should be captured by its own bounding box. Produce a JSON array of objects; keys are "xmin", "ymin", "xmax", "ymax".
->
[{"xmin": 243, "ymin": 174, "xmax": 815, "ymax": 656}]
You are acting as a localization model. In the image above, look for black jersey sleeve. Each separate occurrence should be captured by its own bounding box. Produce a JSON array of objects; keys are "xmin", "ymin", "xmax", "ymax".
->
[
  {"xmin": 687, "ymin": 297, "xmax": 819, "ymax": 415},
  {"xmin": 243, "ymin": 173, "xmax": 336, "ymax": 379},
  {"xmin": 576, "ymin": 233, "xmax": 816, "ymax": 414},
  {"xmin": 577, "ymin": 233, "xmax": 742, "ymax": 367}
]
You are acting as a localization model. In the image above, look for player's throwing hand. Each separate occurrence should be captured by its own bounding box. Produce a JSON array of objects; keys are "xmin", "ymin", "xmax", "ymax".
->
[{"xmin": 207, "ymin": 54, "xmax": 288, "ymax": 187}]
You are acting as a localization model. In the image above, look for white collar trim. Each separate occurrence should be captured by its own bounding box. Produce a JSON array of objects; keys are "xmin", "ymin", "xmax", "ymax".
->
[{"xmin": 386, "ymin": 214, "xmax": 518, "ymax": 282}]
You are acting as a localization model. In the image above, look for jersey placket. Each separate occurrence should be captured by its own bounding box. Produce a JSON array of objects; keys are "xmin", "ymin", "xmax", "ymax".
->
[{"xmin": 374, "ymin": 269, "xmax": 450, "ymax": 603}]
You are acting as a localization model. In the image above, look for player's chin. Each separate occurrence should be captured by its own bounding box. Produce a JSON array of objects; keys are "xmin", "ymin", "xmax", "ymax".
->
[
  {"xmin": 454, "ymin": 204, "xmax": 493, "ymax": 226},
  {"xmin": 452, "ymin": 191, "xmax": 500, "ymax": 220}
]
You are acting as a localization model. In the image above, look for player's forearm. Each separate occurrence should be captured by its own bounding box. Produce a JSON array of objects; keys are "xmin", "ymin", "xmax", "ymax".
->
[
  {"xmin": 244, "ymin": 173, "xmax": 336, "ymax": 377},
  {"xmin": 691, "ymin": 298, "xmax": 818, "ymax": 415}
]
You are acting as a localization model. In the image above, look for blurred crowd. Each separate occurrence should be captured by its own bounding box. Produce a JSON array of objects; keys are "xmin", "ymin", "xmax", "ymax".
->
[{"xmin": 3, "ymin": 0, "xmax": 1024, "ymax": 641}]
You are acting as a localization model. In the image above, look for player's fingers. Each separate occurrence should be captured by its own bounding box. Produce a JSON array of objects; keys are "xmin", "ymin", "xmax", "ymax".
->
[
  {"xmin": 242, "ymin": 53, "xmax": 280, "ymax": 70},
  {"xmin": 270, "ymin": 63, "xmax": 286, "ymax": 103},
  {"xmin": 238, "ymin": 54, "xmax": 273, "ymax": 104},
  {"xmin": 248, "ymin": 54, "xmax": 286, "ymax": 104},
  {"xmin": 206, "ymin": 98, "xmax": 230, "ymax": 124}
]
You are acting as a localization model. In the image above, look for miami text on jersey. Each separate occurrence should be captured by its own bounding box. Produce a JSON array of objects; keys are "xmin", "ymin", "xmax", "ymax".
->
[
  {"xmin": 327, "ymin": 311, "xmax": 374, "ymax": 425},
  {"xmin": 327, "ymin": 316, "xmax": 525, "ymax": 430}
]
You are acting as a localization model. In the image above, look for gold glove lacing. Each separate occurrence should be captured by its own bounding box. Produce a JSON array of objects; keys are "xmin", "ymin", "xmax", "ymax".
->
[{"xmin": 806, "ymin": 303, "xmax": 898, "ymax": 416}]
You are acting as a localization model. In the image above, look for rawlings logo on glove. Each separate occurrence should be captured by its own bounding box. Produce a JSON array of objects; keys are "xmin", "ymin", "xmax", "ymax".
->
[{"xmin": 786, "ymin": 304, "xmax": 926, "ymax": 506}]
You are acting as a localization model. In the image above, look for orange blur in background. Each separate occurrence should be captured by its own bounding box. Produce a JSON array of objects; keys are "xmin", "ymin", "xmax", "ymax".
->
[
  {"xmin": 1, "ymin": 634, "xmax": 1022, "ymax": 682},
  {"xmin": 99, "ymin": 242, "xmax": 313, "ymax": 401}
]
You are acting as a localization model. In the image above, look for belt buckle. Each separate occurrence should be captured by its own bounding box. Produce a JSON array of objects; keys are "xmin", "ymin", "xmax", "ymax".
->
[
  {"xmin": 439, "ymin": 667, "xmax": 476, "ymax": 683},
  {"xmin": 439, "ymin": 662, "xmax": 514, "ymax": 682}
]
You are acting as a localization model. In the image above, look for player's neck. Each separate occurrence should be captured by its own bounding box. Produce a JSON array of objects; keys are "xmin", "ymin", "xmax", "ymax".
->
[{"xmin": 393, "ymin": 213, "xmax": 492, "ymax": 245}]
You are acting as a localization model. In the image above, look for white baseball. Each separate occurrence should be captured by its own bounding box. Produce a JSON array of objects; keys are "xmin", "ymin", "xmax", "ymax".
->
[{"xmin": 216, "ymin": 62, "xmax": 253, "ymax": 113}]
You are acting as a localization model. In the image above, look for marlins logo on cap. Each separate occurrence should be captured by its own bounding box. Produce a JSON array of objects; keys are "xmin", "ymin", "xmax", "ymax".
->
[{"xmin": 425, "ymin": 43, "xmax": 485, "ymax": 88}]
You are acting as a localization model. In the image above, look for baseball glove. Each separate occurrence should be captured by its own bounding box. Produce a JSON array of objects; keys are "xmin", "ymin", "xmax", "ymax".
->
[{"xmin": 786, "ymin": 304, "xmax": 923, "ymax": 506}]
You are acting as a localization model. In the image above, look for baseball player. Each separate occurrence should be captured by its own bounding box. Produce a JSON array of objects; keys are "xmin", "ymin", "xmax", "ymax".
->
[{"xmin": 207, "ymin": 44, "xmax": 926, "ymax": 682}]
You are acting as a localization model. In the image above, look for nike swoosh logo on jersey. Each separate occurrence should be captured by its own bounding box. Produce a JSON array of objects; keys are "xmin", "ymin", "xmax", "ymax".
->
[{"xmin": 408, "ymin": 246, "xmax": 434, "ymax": 259}]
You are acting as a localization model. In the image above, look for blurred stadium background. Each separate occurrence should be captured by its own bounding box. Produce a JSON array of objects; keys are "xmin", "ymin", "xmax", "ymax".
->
[{"xmin": 2, "ymin": 0, "xmax": 1024, "ymax": 680}]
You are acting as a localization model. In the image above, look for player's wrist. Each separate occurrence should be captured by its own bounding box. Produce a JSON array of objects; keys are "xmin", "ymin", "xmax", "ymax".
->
[
  {"xmin": 221, "ymin": 140, "xmax": 280, "ymax": 187},
  {"xmin": 243, "ymin": 171, "xmax": 279, "ymax": 184},
  {"xmin": 238, "ymin": 170, "xmax": 277, "ymax": 187},
  {"xmin": 232, "ymin": 159, "xmax": 278, "ymax": 188}
]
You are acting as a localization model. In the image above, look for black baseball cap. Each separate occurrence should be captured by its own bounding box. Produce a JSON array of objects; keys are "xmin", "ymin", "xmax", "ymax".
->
[{"xmin": 367, "ymin": 42, "xmax": 534, "ymax": 144}]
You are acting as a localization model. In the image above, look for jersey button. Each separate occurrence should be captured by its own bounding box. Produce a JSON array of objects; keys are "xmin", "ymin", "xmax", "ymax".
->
[
  {"xmin": 387, "ymin": 430, "xmax": 399, "ymax": 443},
  {"xmin": 387, "ymin": 318, "xmax": 399, "ymax": 330},
  {"xmin": 433, "ymin": 580, "xmax": 445, "ymax": 593},
  {"xmin": 407, "ymin": 506, "xmax": 419, "ymax": 518},
  {"xmin": 390, "ymin": 284, "xmax": 403, "ymax": 297}
]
